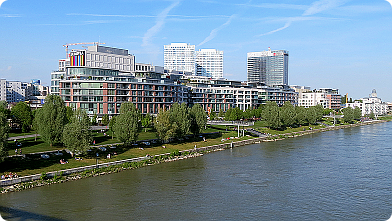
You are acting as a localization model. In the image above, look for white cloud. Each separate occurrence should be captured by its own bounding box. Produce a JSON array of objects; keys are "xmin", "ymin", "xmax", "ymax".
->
[
  {"xmin": 302, "ymin": 0, "xmax": 345, "ymax": 16},
  {"xmin": 0, "ymin": 14, "xmax": 21, "ymax": 17},
  {"xmin": 0, "ymin": 0, "xmax": 7, "ymax": 8},
  {"xmin": 198, "ymin": 14, "xmax": 236, "ymax": 46},
  {"xmin": 257, "ymin": 0, "xmax": 346, "ymax": 37},
  {"xmin": 142, "ymin": 1, "xmax": 181, "ymax": 47},
  {"xmin": 257, "ymin": 21, "xmax": 292, "ymax": 37},
  {"xmin": 386, "ymin": 0, "xmax": 392, "ymax": 8}
]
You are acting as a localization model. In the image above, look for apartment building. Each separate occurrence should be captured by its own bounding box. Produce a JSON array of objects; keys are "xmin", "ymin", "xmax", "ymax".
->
[
  {"xmin": 291, "ymin": 86, "xmax": 341, "ymax": 110},
  {"xmin": 346, "ymin": 89, "xmax": 388, "ymax": 116},
  {"xmin": 186, "ymin": 76, "xmax": 298, "ymax": 112}
]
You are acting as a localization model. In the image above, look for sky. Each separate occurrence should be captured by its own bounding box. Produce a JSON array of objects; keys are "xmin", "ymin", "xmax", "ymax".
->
[{"xmin": 0, "ymin": 0, "xmax": 392, "ymax": 101}]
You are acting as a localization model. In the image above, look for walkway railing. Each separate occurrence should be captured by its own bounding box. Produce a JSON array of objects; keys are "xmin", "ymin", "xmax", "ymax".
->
[{"xmin": 207, "ymin": 120, "xmax": 254, "ymax": 126}]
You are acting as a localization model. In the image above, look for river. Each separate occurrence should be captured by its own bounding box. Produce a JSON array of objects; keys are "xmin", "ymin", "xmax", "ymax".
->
[{"xmin": 1, "ymin": 122, "xmax": 392, "ymax": 220}]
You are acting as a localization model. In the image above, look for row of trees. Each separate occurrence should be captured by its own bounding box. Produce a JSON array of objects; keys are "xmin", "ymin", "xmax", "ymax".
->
[
  {"xmin": 154, "ymin": 103, "xmax": 206, "ymax": 143},
  {"xmin": 220, "ymin": 101, "xmax": 363, "ymax": 129},
  {"xmin": 261, "ymin": 102, "xmax": 325, "ymax": 129}
]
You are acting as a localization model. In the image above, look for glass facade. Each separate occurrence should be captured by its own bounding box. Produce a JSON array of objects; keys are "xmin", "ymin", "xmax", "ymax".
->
[{"xmin": 68, "ymin": 67, "xmax": 118, "ymax": 76}]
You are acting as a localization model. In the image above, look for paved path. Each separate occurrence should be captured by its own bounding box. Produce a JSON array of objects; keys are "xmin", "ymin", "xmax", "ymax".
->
[{"xmin": 7, "ymin": 134, "xmax": 40, "ymax": 141}]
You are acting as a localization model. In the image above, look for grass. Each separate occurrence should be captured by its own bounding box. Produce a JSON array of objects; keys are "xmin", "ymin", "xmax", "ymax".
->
[
  {"xmin": 1, "ymin": 126, "xmax": 251, "ymax": 177},
  {"xmin": 7, "ymin": 137, "xmax": 63, "ymax": 156}
]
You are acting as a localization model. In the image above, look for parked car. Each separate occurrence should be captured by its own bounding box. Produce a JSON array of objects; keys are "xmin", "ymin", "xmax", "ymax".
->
[
  {"xmin": 41, "ymin": 154, "xmax": 50, "ymax": 159},
  {"xmin": 98, "ymin": 147, "xmax": 107, "ymax": 151}
]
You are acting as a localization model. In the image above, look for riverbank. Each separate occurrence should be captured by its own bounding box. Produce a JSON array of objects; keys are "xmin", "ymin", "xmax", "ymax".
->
[{"xmin": 1, "ymin": 119, "xmax": 390, "ymax": 194}]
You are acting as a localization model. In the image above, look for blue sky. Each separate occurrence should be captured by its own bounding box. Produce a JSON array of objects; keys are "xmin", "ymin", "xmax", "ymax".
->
[{"xmin": 1, "ymin": 0, "xmax": 392, "ymax": 101}]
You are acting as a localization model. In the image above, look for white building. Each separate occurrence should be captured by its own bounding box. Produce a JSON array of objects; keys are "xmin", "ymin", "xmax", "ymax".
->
[
  {"xmin": 71, "ymin": 45, "xmax": 135, "ymax": 73},
  {"xmin": 164, "ymin": 43, "xmax": 196, "ymax": 74},
  {"xmin": 291, "ymin": 86, "xmax": 341, "ymax": 110},
  {"xmin": 346, "ymin": 89, "xmax": 388, "ymax": 116},
  {"xmin": 195, "ymin": 49, "xmax": 223, "ymax": 79},
  {"xmin": 51, "ymin": 45, "xmax": 136, "ymax": 95},
  {"xmin": 0, "ymin": 79, "xmax": 29, "ymax": 103}
]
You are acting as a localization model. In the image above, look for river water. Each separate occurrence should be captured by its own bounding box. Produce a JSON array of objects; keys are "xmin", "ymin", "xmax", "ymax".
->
[{"xmin": 1, "ymin": 122, "xmax": 392, "ymax": 220}]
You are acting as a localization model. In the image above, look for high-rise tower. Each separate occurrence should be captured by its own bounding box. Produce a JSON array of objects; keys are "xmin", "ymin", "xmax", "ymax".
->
[
  {"xmin": 164, "ymin": 43, "xmax": 196, "ymax": 74},
  {"xmin": 247, "ymin": 48, "xmax": 288, "ymax": 86},
  {"xmin": 195, "ymin": 49, "xmax": 223, "ymax": 79}
]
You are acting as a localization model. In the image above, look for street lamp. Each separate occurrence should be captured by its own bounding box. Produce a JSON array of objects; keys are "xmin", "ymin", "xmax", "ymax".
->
[{"xmin": 96, "ymin": 153, "xmax": 99, "ymax": 169}]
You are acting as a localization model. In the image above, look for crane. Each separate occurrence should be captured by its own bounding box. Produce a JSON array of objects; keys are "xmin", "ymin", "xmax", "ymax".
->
[{"xmin": 63, "ymin": 42, "xmax": 106, "ymax": 58}]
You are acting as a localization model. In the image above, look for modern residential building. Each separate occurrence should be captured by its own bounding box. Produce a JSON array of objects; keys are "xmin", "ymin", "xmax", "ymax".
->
[
  {"xmin": 52, "ymin": 45, "xmax": 135, "ymax": 95},
  {"xmin": 257, "ymin": 85, "xmax": 298, "ymax": 107},
  {"xmin": 164, "ymin": 43, "xmax": 196, "ymax": 74},
  {"xmin": 0, "ymin": 79, "xmax": 29, "ymax": 103},
  {"xmin": 1, "ymin": 79, "xmax": 48, "ymax": 106},
  {"xmin": 346, "ymin": 89, "xmax": 388, "ymax": 116},
  {"xmin": 186, "ymin": 76, "xmax": 298, "ymax": 112},
  {"xmin": 195, "ymin": 49, "xmax": 223, "ymax": 79},
  {"xmin": 247, "ymin": 48, "xmax": 289, "ymax": 86},
  {"xmin": 26, "ymin": 80, "xmax": 49, "ymax": 109},
  {"xmin": 292, "ymin": 86, "xmax": 341, "ymax": 110},
  {"xmin": 59, "ymin": 66, "xmax": 187, "ymax": 116}
]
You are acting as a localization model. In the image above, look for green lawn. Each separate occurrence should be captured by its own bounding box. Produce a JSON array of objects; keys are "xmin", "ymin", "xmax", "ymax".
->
[{"xmin": 1, "ymin": 128, "xmax": 250, "ymax": 177}]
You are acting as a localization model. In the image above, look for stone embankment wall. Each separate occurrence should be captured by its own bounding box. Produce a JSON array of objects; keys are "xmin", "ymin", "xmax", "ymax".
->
[{"xmin": 1, "ymin": 120, "xmax": 388, "ymax": 188}]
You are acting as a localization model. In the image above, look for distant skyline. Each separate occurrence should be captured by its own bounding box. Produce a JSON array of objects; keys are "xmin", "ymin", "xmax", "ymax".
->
[{"xmin": 1, "ymin": 0, "xmax": 391, "ymax": 101}]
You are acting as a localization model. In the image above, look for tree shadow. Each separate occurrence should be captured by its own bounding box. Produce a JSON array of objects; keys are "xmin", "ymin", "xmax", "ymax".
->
[
  {"xmin": 0, "ymin": 152, "xmax": 72, "ymax": 174},
  {"xmin": 0, "ymin": 206, "xmax": 66, "ymax": 221}
]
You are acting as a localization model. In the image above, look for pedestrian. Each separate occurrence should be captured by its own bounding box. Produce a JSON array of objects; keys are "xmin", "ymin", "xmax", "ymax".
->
[
  {"xmin": 19, "ymin": 149, "xmax": 22, "ymax": 155},
  {"xmin": 93, "ymin": 140, "xmax": 96, "ymax": 145},
  {"xmin": 15, "ymin": 149, "xmax": 17, "ymax": 155}
]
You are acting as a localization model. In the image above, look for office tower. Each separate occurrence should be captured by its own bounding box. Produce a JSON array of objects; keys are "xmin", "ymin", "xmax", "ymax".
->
[
  {"xmin": 164, "ymin": 43, "xmax": 195, "ymax": 74},
  {"xmin": 195, "ymin": 49, "xmax": 223, "ymax": 79},
  {"xmin": 247, "ymin": 48, "xmax": 288, "ymax": 86}
]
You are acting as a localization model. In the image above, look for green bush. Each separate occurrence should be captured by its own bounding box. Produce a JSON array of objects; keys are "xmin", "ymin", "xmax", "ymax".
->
[{"xmin": 40, "ymin": 173, "xmax": 48, "ymax": 180}]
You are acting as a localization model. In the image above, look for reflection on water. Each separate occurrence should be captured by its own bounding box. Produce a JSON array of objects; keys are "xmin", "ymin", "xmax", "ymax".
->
[{"xmin": 1, "ymin": 123, "xmax": 392, "ymax": 220}]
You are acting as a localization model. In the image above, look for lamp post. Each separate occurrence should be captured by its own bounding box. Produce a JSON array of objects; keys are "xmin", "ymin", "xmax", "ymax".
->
[{"xmin": 96, "ymin": 153, "xmax": 99, "ymax": 169}]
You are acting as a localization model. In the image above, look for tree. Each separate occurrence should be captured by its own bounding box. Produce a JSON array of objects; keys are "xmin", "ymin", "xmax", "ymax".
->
[
  {"xmin": 243, "ymin": 108, "xmax": 254, "ymax": 119},
  {"xmin": 91, "ymin": 114, "xmax": 98, "ymax": 126},
  {"xmin": 225, "ymin": 108, "xmax": 233, "ymax": 121},
  {"xmin": 0, "ymin": 101, "xmax": 10, "ymax": 118},
  {"xmin": 170, "ymin": 103, "xmax": 190, "ymax": 138},
  {"xmin": 155, "ymin": 108, "xmax": 177, "ymax": 143},
  {"xmin": 109, "ymin": 115, "xmax": 116, "ymax": 139},
  {"xmin": 11, "ymin": 102, "xmax": 33, "ymax": 132},
  {"xmin": 210, "ymin": 111, "xmax": 217, "ymax": 120},
  {"xmin": 63, "ymin": 108, "xmax": 92, "ymax": 156},
  {"xmin": 0, "ymin": 112, "xmax": 9, "ymax": 163},
  {"xmin": 218, "ymin": 109, "xmax": 225, "ymax": 118},
  {"xmin": 34, "ymin": 95, "xmax": 67, "ymax": 147},
  {"xmin": 225, "ymin": 107, "xmax": 242, "ymax": 121},
  {"xmin": 323, "ymin": 108, "xmax": 333, "ymax": 116},
  {"xmin": 101, "ymin": 114, "xmax": 110, "ymax": 126},
  {"xmin": 141, "ymin": 113, "xmax": 152, "ymax": 132},
  {"xmin": 280, "ymin": 101, "xmax": 296, "ymax": 127},
  {"xmin": 314, "ymin": 104, "xmax": 324, "ymax": 121},
  {"xmin": 306, "ymin": 106, "xmax": 318, "ymax": 125},
  {"xmin": 113, "ymin": 102, "xmax": 140, "ymax": 145},
  {"xmin": 262, "ymin": 101, "xmax": 281, "ymax": 129},
  {"xmin": 295, "ymin": 106, "xmax": 307, "ymax": 125},
  {"xmin": 189, "ymin": 103, "xmax": 207, "ymax": 136},
  {"xmin": 65, "ymin": 106, "xmax": 74, "ymax": 124},
  {"xmin": 353, "ymin": 107, "xmax": 362, "ymax": 119},
  {"xmin": 369, "ymin": 111, "xmax": 375, "ymax": 119},
  {"xmin": 342, "ymin": 107, "xmax": 354, "ymax": 123}
]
